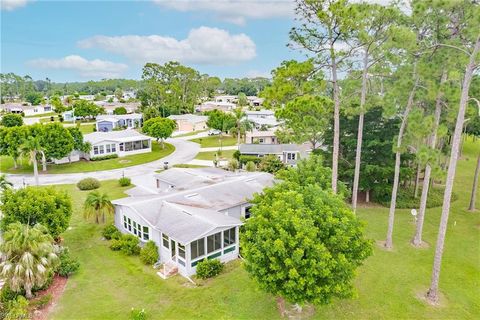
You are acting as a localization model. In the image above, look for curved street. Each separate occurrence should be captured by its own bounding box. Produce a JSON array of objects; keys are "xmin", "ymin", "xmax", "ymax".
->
[{"xmin": 4, "ymin": 137, "xmax": 201, "ymax": 188}]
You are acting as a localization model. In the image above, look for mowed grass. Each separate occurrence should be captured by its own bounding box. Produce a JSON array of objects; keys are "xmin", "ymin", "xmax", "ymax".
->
[
  {"xmin": 0, "ymin": 142, "xmax": 174, "ymax": 174},
  {"xmin": 77, "ymin": 124, "xmax": 95, "ymax": 134},
  {"xmin": 174, "ymin": 129, "xmax": 208, "ymax": 138},
  {"xmin": 190, "ymin": 135, "xmax": 237, "ymax": 147},
  {"xmin": 195, "ymin": 149, "xmax": 236, "ymax": 161},
  {"xmin": 49, "ymin": 137, "xmax": 479, "ymax": 319}
]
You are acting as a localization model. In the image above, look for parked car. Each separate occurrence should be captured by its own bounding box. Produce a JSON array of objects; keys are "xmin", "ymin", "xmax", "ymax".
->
[{"xmin": 208, "ymin": 129, "xmax": 221, "ymax": 135}]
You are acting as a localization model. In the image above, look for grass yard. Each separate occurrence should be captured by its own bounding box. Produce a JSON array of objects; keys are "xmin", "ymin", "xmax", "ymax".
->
[
  {"xmin": 48, "ymin": 137, "xmax": 479, "ymax": 319},
  {"xmin": 174, "ymin": 129, "xmax": 208, "ymax": 138},
  {"xmin": 195, "ymin": 149, "xmax": 236, "ymax": 161},
  {"xmin": 0, "ymin": 142, "xmax": 174, "ymax": 174},
  {"xmin": 77, "ymin": 124, "xmax": 95, "ymax": 134},
  {"xmin": 23, "ymin": 112, "xmax": 56, "ymax": 118},
  {"xmin": 190, "ymin": 135, "xmax": 238, "ymax": 148}
]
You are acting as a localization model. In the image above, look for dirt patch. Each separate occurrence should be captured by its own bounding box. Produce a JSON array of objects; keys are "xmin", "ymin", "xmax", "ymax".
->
[
  {"xmin": 31, "ymin": 275, "xmax": 68, "ymax": 320},
  {"xmin": 414, "ymin": 287, "xmax": 447, "ymax": 308},
  {"xmin": 375, "ymin": 240, "xmax": 395, "ymax": 252},
  {"xmin": 118, "ymin": 160, "xmax": 131, "ymax": 164},
  {"xmin": 410, "ymin": 240, "xmax": 430, "ymax": 249}
]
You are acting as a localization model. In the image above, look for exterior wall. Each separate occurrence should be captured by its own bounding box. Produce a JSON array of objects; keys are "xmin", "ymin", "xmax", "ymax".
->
[
  {"xmin": 97, "ymin": 121, "xmax": 115, "ymax": 132},
  {"xmin": 23, "ymin": 106, "xmax": 49, "ymax": 116},
  {"xmin": 89, "ymin": 139, "xmax": 151, "ymax": 158},
  {"xmin": 114, "ymin": 206, "xmax": 153, "ymax": 245},
  {"xmin": 176, "ymin": 120, "xmax": 207, "ymax": 132},
  {"xmin": 54, "ymin": 153, "xmax": 80, "ymax": 164},
  {"xmin": 245, "ymin": 134, "xmax": 277, "ymax": 144}
]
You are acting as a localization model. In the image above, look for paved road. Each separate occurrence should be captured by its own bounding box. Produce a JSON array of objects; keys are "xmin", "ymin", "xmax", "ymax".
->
[{"xmin": 5, "ymin": 138, "xmax": 200, "ymax": 188}]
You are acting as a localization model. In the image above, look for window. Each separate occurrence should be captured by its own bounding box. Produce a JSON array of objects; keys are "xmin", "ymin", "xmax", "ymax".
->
[
  {"xmin": 259, "ymin": 138, "xmax": 264, "ymax": 143},
  {"xmin": 142, "ymin": 140, "xmax": 149, "ymax": 149},
  {"xmin": 111, "ymin": 144, "xmax": 116, "ymax": 152},
  {"xmin": 125, "ymin": 142, "xmax": 133, "ymax": 152},
  {"xmin": 99, "ymin": 145, "xmax": 104, "ymax": 154},
  {"xmin": 287, "ymin": 152, "xmax": 296, "ymax": 160},
  {"xmin": 143, "ymin": 226, "xmax": 149, "ymax": 240},
  {"xmin": 223, "ymin": 227, "xmax": 236, "ymax": 247},
  {"xmin": 245, "ymin": 206, "xmax": 252, "ymax": 219},
  {"xmin": 178, "ymin": 244, "xmax": 185, "ymax": 259},
  {"xmin": 162, "ymin": 234, "xmax": 169, "ymax": 248},
  {"xmin": 207, "ymin": 232, "xmax": 222, "ymax": 253},
  {"xmin": 106, "ymin": 144, "xmax": 111, "ymax": 153},
  {"xmin": 119, "ymin": 143, "xmax": 124, "ymax": 151},
  {"xmin": 93, "ymin": 146, "xmax": 99, "ymax": 155},
  {"xmin": 127, "ymin": 218, "xmax": 132, "ymax": 231},
  {"xmin": 123, "ymin": 216, "xmax": 127, "ymax": 229},
  {"xmin": 190, "ymin": 238, "xmax": 205, "ymax": 260}
]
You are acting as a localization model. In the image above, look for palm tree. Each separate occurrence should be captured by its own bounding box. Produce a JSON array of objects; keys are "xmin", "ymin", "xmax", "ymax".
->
[
  {"xmin": 21, "ymin": 136, "xmax": 46, "ymax": 186},
  {"xmin": 233, "ymin": 108, "xmax": 253, "ymax": 146},
  {"xmin": 0, "ymin": 223, "xmax": 58, "ymax": 299},
  {"xmin": 0, "ymin": 174, "xmax": 13, "ymax": 191},
  {"xmin": 84, "ymin": 191, "xmax": 114, "ymax": 224}
]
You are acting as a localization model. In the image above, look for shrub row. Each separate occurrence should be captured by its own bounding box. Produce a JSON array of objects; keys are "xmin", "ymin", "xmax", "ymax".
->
[
  {"xmin": 373, "ymin": 185, "xmax": 458, "ymax": 209},
  {"xmin": 239, "ymin": 155, "xmax": 262, "ymax": 165},
  {"xmin": 196, "ymin": 259, "xmax": 224, "ymax": 279},
  {"xmin": 90, "ymin": 154, "xmax": 119, "ymax": 161}
]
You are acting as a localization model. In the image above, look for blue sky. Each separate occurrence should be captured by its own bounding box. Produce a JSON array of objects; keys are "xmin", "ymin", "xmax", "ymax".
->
[{"xmin": 1, "ymin": 0, "xmax": 304, "ymax": 82}]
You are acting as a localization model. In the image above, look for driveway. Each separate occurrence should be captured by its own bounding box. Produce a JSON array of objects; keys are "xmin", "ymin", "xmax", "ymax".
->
[{"xmin": 5, "ymin": 138, "xmax": 200, "ymax": 188}]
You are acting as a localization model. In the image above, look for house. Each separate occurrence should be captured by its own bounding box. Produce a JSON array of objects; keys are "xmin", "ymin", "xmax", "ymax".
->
[
  {"xmin": 239, "ymin": 143, "xmax": 310, "ymax": 166},
  {"xmin": 168, "ymin": 114, "xmax": 208, "ymax": 132},
  {"xmin": 195, "ymin": 101, "xmax": 236, "ymax": 113},
  {"xmin": 83, "ymin": 130, "xmax": 152, "ymax": 159},
  {"xmin": 214, "ymin": 95, "xmax": 237, "ymax": 104},
  {"xmin": 79, "ymin": 95, "xmax": 95, "ymax": 101},
  {"xmin": 96, "ymin": 113, "xmax": 143, "ymax": 132},
  {"xmin": 245, "ymin": 109, "xmax": 275, "ymax": 119},
  {"xmin": 122, "ymin": 90, "xmax": 137, "ymax": 100},
  {"xmin": 62, "ymin": 110, "xmax": 76, "ymax": 122},
  {"xmin": 0, "ymin": 103, "xmax": 52, "ymax": 116},
  {"xmin": 112, "ymin": 168, "xmax": 274, "ymax": 278},
  {"xmin": 94, "ymin": 102, "xmax": 140, "ymax": 115},
  {"xmin": 245, "ymin": 130, "xmax": 278, "ymax": 144},
  {"xmin": 246, "ymin": 96, "xmax": 264, "ymax": 107}
]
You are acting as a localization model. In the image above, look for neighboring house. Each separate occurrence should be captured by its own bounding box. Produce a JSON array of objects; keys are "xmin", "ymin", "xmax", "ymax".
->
[
  {"xmin": 84, "ymin": 130, "xmax": 152, "ymax": 159},
  {"xmin": 0, "ymin": 103, "xmax": 52, "ymax": 116},
  {"xmin": 79, "ymin": 95, "xmax": 95, "ymax": 101},
  {"xmin": 96, "ymin": 113, "xmax": 143, "ymax": 132},
  {"xmin": 122, "ymin": 90, "xmax": 137, "ymax": 100},
  {"xmin": 195, "ymin": 101, "xmax": 236, "ymax": 113},
  {"xmin": 245, "ymin": 130, "xmax": 278, "ymax": 144},
  {"xmin": 245, "ymin": 110, "xmax": 281, "ymax": 129},
  {"xmin": 247, "ymin": 96, "xmax": 264, "ymax": 107},
  {"xmin": 239, "ymin": 143, "xmax": 310, "ymax": 166},
  {"xmin": 53, "ymin": 150, "xmax": 81, "ymax": 164},
  {"xmin": 112, "ymin": 168, "xmax": 274, "ymax": 278},
  {"xmin": 62, "ymin": 110, "xmax": 76, "ymax": 122},
  {"xmin": 168, "ymin": 114, "xmax": 208, "ymax": 132},
  {"xmin": 214, "ymin": 95, "xmax": 237, "ymax": 103},
  {"xmin": 245, "ymin": 109, "xmax": 275, "ymax": 119},
  {"xmin": 94, "ymin": 102, "xmax": 140, "ymax": 115}
]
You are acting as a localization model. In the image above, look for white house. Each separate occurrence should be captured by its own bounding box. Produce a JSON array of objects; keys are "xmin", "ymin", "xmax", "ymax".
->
[
  {"xmin": 239, "ymin": 143, "xmax": 310, "ymax": 166},
  {"xmin": 195, "ymin": 101, "xmax": 236, "ymax": 113},
  {"xmin": 96, "ymin": 113, "xmax": 143, "ymax": 132},
  {"xmin": 245, "ymin": 110, "xmax": 281, "ymax": 129},
  {"xmin": 112, "ymin": 168, "xmax": 274, "ymax": 279},
  {"xmin": 0, "ymin": 103, "xmax": 52, "ymax": 117},
  {"xmin": 168, "ymin": 114, "xmax": 208, "ymax": 132},
  {"xmin": 84, "ymin": 130, "xmax": 152, "ymax": 159}
]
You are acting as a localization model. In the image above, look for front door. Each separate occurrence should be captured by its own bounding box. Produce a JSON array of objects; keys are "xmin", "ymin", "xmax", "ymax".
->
[{"xmin": 170, "ymin": 239, "xmax": 176, "ymax": 260}]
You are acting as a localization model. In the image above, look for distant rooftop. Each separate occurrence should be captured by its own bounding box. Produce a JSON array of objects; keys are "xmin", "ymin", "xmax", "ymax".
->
[{"xmin": 84, "ymin": 129, "xmax": 150, "ymax": 144}]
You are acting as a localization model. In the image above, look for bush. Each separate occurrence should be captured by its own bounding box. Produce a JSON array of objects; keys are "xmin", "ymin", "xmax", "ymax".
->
[
  {"xmin": 140, "ymin": 241, "xmax": 160, "ymax": 265},
  {"xmin": 90, "ymin": 154, "xmax": 119, "ymax": 161},
  {"xmin": 258, "ymin": 155, "xmax": 286, "ymax": 174},
  {"xmin": 76, "ymin": 177, "xmax": 100, "ymax": 190},
  {"xmin": 0, "ymin": 286, "xmax": 22, "ymax": 304},
  {"xmin": 373, "ymin": 185, "xmax": 458, "ymax": 209},
  {"xmin": 239, "ymin": 155, "xmax": 261, "ymax": 165},
  {"xmin": 245, "ymin": 161, "xmax": 256, "ymax": 172},
  {"xmin": 30, "ymin": 294, "xmax": 52, "ymax": 309},
  {"xmin": 130, "ymin": 308, "xmax": 147, "ymax": 320},
  {"xmin": 196, "ymin": 259, "xmax": 224, "ymax": 279},
  {"xmin": 0, "ymin": 114, "xmax": 23, "ymax": 127},
  {"xmin": 233, "ymin": 150, "xmax": 241, "ymax": 160},
  {"xmin": 228, "ymin": 158, "xmax": 239, "ymax": 171},
  {"xmin": 56, "ymin": 247, "xmax": 80, "ymax": 277},
  {"xmin": 4, "ymin": 296, "xmax": 29, "ymax": 320},
  {"xmin": 119, "ymin": 177, "xmax": 131, "ymax": 187},
  {"xmin": 103, "ymin": 224, "xmax": 121, "ymax": 240},
  {"xmin": 110, "ymin": 234, "xmax": 140, "ymax": 255}
]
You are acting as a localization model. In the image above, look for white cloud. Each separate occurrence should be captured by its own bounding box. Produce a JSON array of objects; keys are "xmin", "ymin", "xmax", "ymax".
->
[
  {"xmin": 153, "ymin": 0, "xmax": 294, "ymax": 25},
  {"xmin": 27, "ymin": 55, "xmax": 128, "ymax": 78},
  {"xmin": 1, "ymin": 0, "xmax": 31, "ymax": 11},
  {"xmin": 78, "ymin": 26, "xmax": 256, "ymax": 65}
]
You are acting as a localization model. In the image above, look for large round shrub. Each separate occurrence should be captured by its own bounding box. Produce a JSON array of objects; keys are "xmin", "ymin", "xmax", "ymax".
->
[
  {"xmin": 196, "ymin": 259, "xmax": 224, "ymax": 279},
  {"xmin": 77, "ymin": 177, "xmax": 100, "ymax": 190},
  {"xmin": 110, "ymin": 234, "xmax": 140, "ymax": 255},
  {"xmin": 140, "ymin": 241, "xmax": 159, "ymax": 265},
  {"xmin": 102, "ymin": 224, "xmax": 121, "ymax": 240}
]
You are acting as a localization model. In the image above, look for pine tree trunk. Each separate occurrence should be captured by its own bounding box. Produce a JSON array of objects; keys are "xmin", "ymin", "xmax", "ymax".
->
[
  {"xmin": 413, "ymin": 71, "xmax": 446, "ymax": 246},
  {"xmin": 366, "ymin": 189, "xmax": 370, "ymax": 203},
  {"xmin": 385, "ymin": 62, "xmax": 419, "ymax": 249},
  {"xmin": 468, "ymin": 152, "xmax": 480, "ymax": 211},
  {"xmin": 352, "ymin": 49, "xmax": 369, "ymax": 213},
  {"xmin": 414, "ymin": 164, "xmax": 421, "ymax": 198},
  {"xmin": 427, "ymin": 35, "xmax": 480, "ymax": 303},
  {"xmin": 331, "ymin": 54, "xmax": 340, "ymax": 194}
]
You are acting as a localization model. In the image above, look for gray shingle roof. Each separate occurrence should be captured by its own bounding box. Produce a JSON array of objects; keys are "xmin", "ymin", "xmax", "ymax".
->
[
  {"xmin": 167, "ymin": 114, "xmax": 208, "ymax": 123},
  {"xmin": 84, "ymin": 130, "xmax": 150, "ymax": 144},
  {"xmin": 239, "ymin": 143, "xmax": 305, "ymax": 154}
]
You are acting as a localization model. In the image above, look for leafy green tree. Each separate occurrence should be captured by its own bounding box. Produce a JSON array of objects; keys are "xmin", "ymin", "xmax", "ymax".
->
[
  {"xmin": 114, "ymin": 88, "xmax": 123, "ymax": 100},
  {"xmin": 25, "ymin": 91, "xmax": 43, "ymax": 105},
  {"xmin": 72, "ymin": 100, "xmax": 104, "ymax": 119},
  {"xmin": 275, "ymin": 95, "xmax": 331, "ymax": 150},
  {"xmin": 2, "ymin": 126, "xmax": 26, "ymax": 169},
  {"xmin": 200, "ymin": 75, "xmax": 221, "ymax": 98},
  {"xmin": 41, "ymin": 123, "xmax": 74, "ymax": 162},
  {"xmin": 142, "ymin": 106, "xmax": 161, "ymax": 121},
  {"xmin": 242, "ymin": 176, "xmax": 372, "ymax": 310},
  {"xmin": 221, "ymin": 78, "xmax": 269, "ymax": 96},
  {"xmin": 113, "ymin": 106, "xmax": 127, "ymax": 115},
  {"xmin": 258, "ymin": 155, "xmax": 285, "ymax": 174},
  {"xmin": 67, "ymin": 127, "xmax": 91, "ymax": 153},
  {"xmin": 206, "ymin": 109, "xmax": 236, "ymax": 133},
  {"xmin": 261, "ymin": 59, "xmax": 323, "ymax": 109},
  {"xmin": 0, "ymin": 223, "xmax": 59, "ymax": 298},
  {"xmin": 0, "ymin": 186, "xmax": 72, "ymax": 238},
  {"xmin": 142, "ymin": 117, "xmax": 176, "ymax": 148},
  {"xmin": 50, "ymin": 95, "xmax": 66, "ymax": 114},
  {"xmin": 0, "ymin": 114, "xmax": 23, "ymax": 127},
  {"xmin": 83, "ymin": 191, "xmax": 114, "ymax": 224},
  {"xmin": 237, "ymin": 92, "xmax": 248, "ymax": 106}
]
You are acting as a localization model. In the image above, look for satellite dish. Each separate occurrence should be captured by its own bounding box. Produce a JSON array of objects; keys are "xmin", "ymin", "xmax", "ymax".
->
[{"xmin": 411, "ymin": 209, "xmax": 418, "ymax": 216}]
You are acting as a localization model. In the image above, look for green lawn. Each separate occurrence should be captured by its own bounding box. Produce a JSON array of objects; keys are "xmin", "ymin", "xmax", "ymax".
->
[
  {"xmin": 190, "ymin": 135, "xmax": 237, "ymax": 148},
  {"xmin": 48, "ymin": 137, "xmax": 479, "ymax": 319},
  {"xmin": 77, "ymin": 124, "xmax": 95, "ymax": 134},
  {"xmin": 23, "ymin": 112, "xmax": 56, "ymax": 118},
  {"xmin": 0, "ymin": 142, "xmax": 174, "ymax": 174},
  {"xmin": 195, "ymin": 149, "xmax": 236, "ymax": 161}
]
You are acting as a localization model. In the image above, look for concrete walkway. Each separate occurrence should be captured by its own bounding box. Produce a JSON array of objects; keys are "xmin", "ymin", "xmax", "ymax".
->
[{"xmin": 5, "ymin": 138, "xmax": 200, "ymax": 188}]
